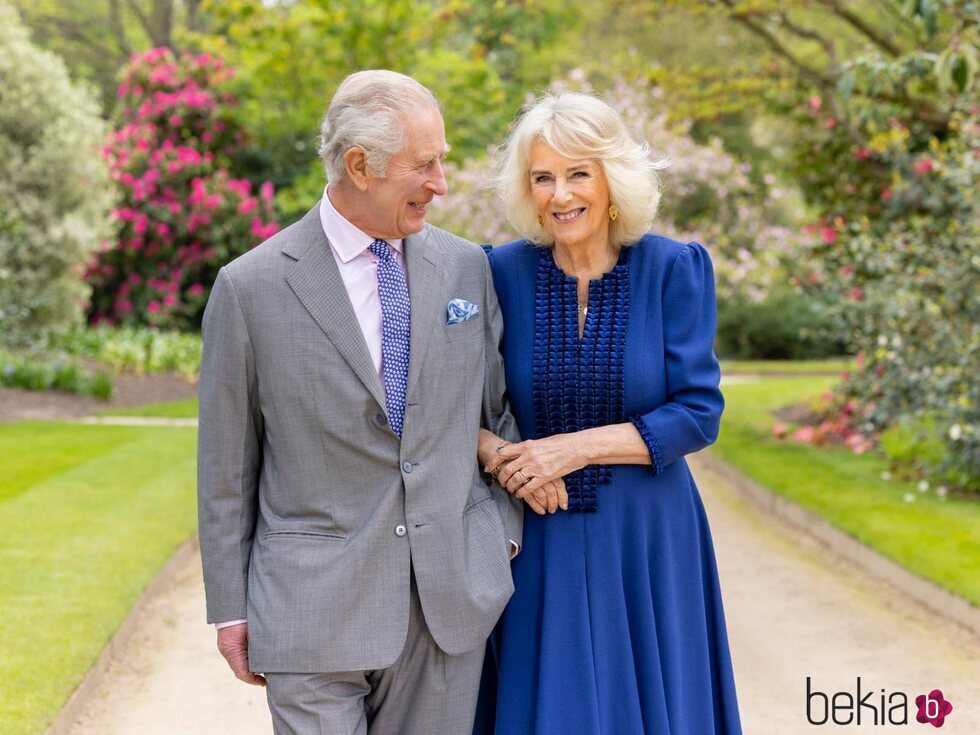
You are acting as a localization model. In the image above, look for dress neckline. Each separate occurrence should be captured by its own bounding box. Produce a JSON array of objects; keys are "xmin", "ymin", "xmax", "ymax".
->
[{"xmin": 542, "ymin": 246, "xmax": 631, "ymax": 285}]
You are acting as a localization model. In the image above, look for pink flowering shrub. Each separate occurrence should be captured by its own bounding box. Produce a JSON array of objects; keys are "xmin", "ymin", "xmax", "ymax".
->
[
  {"xmin": 86, "ymin": 48, "xmax": 279, "ymax": 330},
  {"xmin": 772, "ymin": 388, "xmax": 877, "ymax": 455}
]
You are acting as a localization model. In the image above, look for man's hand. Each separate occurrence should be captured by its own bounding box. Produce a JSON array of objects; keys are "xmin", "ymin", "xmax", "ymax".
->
[{"xmin": 217, "ymin": 622, "xmax": 266, "ymax": 686}]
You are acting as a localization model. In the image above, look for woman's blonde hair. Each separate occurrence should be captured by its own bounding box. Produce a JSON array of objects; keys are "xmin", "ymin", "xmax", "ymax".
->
[{"xmin": 494, "ymin": 91, "xmax": 667, "ymax": 248}]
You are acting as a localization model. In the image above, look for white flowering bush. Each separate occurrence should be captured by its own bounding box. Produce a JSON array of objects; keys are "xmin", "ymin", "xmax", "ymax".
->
[
  {"xmin": 430, "ymin": 72, "xmax": 807, "ymax": 304},
  {"xmin": 0, "ymin": 5, "xmax": 113, "ymax": 349}
]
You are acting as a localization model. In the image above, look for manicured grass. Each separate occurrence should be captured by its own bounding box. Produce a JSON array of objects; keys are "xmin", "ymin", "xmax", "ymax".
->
[
  {"xmin": 720, "ymin": 358, "xmax": 853, "ymax": 375},
  {"xmin": 0, "ymin": 422, "xmax": 198, "ymax": 735},
  {"xmin": 716, "ymin": 377, "xmax": 980, "ymax": 606},
  {"xmin": 100, "ymin": 397, "xmax": 199, "ymax": 418}
]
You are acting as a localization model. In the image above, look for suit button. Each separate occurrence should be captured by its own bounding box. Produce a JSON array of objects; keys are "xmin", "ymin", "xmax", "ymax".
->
[
  {"xmin": 394, "ymin": 524, "xmax": 407, "ymax": 537},
  {"xmin": 401, "ymin": 461, "xmax": 413, "ymax": 473},
  {"xmin": 375, "ymin": 412, "xmax": 388, "ymax": 426}
]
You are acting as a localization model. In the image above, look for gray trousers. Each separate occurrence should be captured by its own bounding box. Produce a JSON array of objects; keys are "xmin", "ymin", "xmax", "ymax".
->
[{"xmin": 264, "ymin": 570, "xmax": 485, "ymax": 735}]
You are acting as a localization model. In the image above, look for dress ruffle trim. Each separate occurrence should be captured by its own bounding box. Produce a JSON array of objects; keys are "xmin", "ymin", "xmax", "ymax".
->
[
  {"xmin": 532, "ymin": 246, "xmax": 630, "ymax": 512},
  {"xmin": 628, "ymin": 414, "xmax": 664, "ymax": 476}
]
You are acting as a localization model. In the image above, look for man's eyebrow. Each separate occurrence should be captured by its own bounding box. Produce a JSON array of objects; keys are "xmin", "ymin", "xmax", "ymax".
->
[{"xmin": 419, "ymin": 146, "xmax": 451, "ymax": 164}]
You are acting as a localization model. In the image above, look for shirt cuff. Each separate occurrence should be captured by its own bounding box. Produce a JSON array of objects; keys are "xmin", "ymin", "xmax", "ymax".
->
[
  {"xmin": 508, "ymin": 539, "xmax": 521, "ymax": 559},
  {"xmin": 215, "ymin": 619, "xmax": 247, "ymax": 629}
]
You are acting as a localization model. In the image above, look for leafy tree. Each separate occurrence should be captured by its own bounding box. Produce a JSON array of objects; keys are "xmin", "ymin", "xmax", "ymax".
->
[
  {"xmin": 85, "ymin": 47, "xmax": 279, "ymax": 330},
  {"xmin": 190, "ymin": 0, "xmax": 573, "ymax": 222},
  {"xmin": 646, "ymin": 0, "xmax": 978, "ymax": 487},
  {"xmin": 9, "ymin": 0, "xmax": 212, "ymax": 110},
  {"xmin": 0, "ymin": 4, "xmax": 114, "ymax": 349}
]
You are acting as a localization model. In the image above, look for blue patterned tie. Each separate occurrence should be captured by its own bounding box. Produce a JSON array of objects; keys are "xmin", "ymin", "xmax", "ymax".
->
[{"xmin": 369, "ymin": 239, "xmax": 411, "ymax": 437}]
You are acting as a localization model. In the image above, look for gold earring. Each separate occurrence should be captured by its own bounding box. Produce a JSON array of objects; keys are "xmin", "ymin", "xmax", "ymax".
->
[
  {"xmin": 537, "ymin": 213, "xmax": 544, "ymax": 227},
  {"xmin": 609, "ymin": 205, "xmax": 618, "ymax": 222}
]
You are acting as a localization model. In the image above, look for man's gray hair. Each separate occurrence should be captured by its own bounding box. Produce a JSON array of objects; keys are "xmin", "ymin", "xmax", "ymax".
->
[{"xmin": 319, "ymin": 70, "xmax": 440, "ymax": 184}]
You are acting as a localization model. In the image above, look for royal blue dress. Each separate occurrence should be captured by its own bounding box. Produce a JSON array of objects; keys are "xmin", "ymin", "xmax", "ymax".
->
[{"xmin": 474, "ymin": 235, "xmax": 742, "ymax": 735}]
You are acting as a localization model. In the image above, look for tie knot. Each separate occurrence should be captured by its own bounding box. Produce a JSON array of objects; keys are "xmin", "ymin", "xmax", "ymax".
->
[{"xmin": 369, "ymin": 239, "xmax": 392, "ymax": 262}]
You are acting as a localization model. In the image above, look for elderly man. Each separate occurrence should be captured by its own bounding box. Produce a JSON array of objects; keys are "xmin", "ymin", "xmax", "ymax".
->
[{"xmin": 197, "ymin": 70, "xmax": 559, "ymax": 734}]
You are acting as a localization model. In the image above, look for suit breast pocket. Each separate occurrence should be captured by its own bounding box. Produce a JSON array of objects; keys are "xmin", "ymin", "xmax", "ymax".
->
[{"xmin": 443, "ymin": 316, "xmax": 482, "ymax": 343}]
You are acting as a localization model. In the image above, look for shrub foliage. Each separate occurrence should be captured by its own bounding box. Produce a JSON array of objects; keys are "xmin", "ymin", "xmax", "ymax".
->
[
  {"xmin": 791, "ymin": 7, "xmax": 979, "ymax": 489},
  {"xmin": 0, "ymin": 6, "xmax": 113, "ymax": 349}
]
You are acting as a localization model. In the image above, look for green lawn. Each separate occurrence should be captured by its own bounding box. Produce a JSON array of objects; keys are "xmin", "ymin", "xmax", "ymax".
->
[
  {"xmin": 0, "ymin": 422, "xmax": 198, "ymax": 735},
  {"xmin": 100, "ymin": 397, "xmax": 199, "ymax": 418},
  {"xmin": 716, "ymin": 377, "xmax": 980, "ymax": 606},
  {"xmin": 720, "ymin": 358, "xmax": 853, "ymax": 375}
]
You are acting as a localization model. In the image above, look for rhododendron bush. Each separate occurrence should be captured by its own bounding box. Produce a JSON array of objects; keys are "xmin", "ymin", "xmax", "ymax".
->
[{"xmin": 86, "ymin": 48, "xmax": 279, "ymax": 330}]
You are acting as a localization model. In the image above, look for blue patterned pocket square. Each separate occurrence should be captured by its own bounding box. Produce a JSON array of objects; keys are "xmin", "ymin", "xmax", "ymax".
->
[{"xmin": 447, "ymin": 298, "xmax": 480, "ymax": 324}]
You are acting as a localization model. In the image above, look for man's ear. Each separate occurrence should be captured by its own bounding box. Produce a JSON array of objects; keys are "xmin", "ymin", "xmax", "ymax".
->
[{"xmin": 343, "ymin": 147, "xmax": 370, "ymax": 192}]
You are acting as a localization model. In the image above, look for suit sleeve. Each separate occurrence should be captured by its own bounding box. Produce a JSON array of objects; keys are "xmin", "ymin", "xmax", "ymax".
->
[
  {"xmin": 197, "ymin": 267, "xmax": 263, "ymax": 623},
  {"xmin": 480, "ymin": 250, "xmax": 523, "ymax": 545},
  {"xmin": 629, "ymin": 242, "xmax": 724, "ymax": 474}
]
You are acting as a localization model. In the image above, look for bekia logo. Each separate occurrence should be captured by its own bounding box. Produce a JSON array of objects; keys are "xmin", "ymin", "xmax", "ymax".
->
[
  {"xmin": 916, "ymin": 690, "xmax": 953, "ymax": 728},
  {"xmin": 806, "ymin": 678, "xmax": 954, "ymax": 728}
]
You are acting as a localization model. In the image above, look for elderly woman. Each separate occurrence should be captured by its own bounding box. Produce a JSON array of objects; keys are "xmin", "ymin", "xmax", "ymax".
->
[{"xmin": 474, "ymin": 92, "xmax": 742, "ymax": 734}]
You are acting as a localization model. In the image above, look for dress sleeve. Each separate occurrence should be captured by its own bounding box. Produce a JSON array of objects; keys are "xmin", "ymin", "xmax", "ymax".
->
[{"xmin": 629, "ymin": 242, "xmax": 724, "ymax": 475}]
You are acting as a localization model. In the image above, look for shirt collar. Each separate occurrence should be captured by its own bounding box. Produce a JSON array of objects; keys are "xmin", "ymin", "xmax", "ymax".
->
[{"xmin": 319, "ymin": 186, "xmax": 404, "ymax": 263}]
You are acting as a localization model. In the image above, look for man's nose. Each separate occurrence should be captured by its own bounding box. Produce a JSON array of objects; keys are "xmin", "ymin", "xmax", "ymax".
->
[{"xmin": 428, "ymin": 160, "xmax": 448, "ymax": 196}]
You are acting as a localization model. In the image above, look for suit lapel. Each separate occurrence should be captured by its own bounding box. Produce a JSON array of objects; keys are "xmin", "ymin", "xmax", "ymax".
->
[
  {"xmin": 283, "ymin": 204, "xmax": 387, "ymax": 411},
  {"xmin": 404, "ymin": 228, "xmax": 441, "ymax": 403}
]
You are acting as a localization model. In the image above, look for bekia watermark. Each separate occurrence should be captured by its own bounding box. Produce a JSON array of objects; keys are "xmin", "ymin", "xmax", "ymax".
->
[{"xmin": 806, "ymin": 678, "xmax": 954, "ymax": 727}]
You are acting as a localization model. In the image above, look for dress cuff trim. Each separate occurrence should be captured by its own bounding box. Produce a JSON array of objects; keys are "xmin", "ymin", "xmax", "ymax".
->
[{"xmin": 629, "ymin": 414, "xmax": 664, "ymax": 476}]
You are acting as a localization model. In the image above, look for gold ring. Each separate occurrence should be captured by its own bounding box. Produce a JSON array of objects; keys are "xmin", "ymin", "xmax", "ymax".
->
[{"xmin": 517, "ymin": 469, "xmax": 530, "ymax": 485}]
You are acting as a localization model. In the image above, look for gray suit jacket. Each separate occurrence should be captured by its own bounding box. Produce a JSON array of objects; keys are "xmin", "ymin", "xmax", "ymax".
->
[{"xmin": 197, "ymin": 204, "xmax": 522, "ymax": 673}]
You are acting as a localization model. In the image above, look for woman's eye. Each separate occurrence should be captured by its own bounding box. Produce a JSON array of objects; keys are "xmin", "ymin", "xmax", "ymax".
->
[
  {"xmin": 533, "ymin": 175, "xmax": 552, "ymax": 184},
  {"xmin": 572, "ymin": 171, "xmax": 589, "ymax": 179}
]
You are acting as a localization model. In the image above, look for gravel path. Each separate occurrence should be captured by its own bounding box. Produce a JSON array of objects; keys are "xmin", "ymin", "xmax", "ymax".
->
[
  {"xmin": 61, "ymin": 454, "xmax": 980, "ymax": 734},
  {"xmin": 62, "ymin": 550, "xmax": 271, "ymax": 735},
  {"xmin": 695, "ymin": 455, "xmax": 980, "ymax": 734}
]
